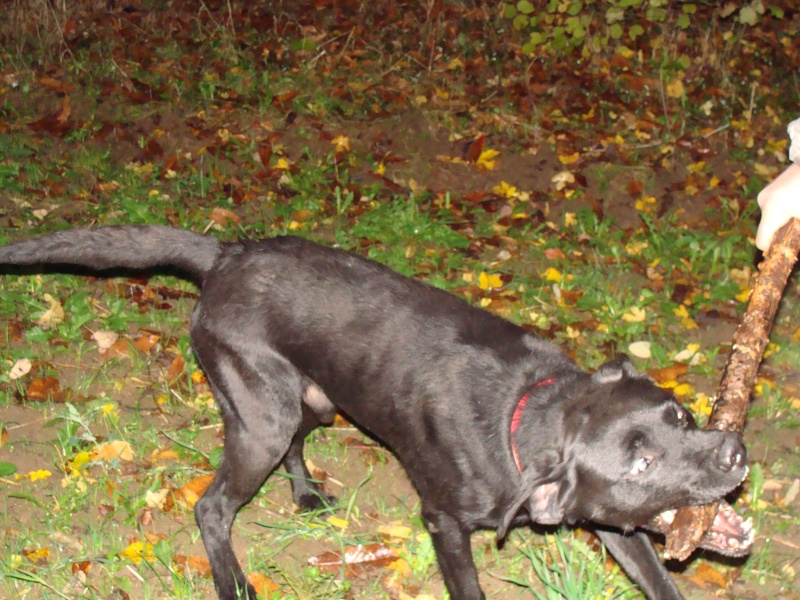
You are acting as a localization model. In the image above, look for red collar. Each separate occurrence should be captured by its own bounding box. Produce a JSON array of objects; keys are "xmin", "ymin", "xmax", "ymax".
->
[{"xmin": 510, "ymin": 378, "xmax": 557, "ymax": 473}]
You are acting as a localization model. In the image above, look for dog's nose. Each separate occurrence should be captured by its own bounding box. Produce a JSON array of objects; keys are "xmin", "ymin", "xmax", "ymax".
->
[{"xmin": 715, "ymin": 434, "xmax": 746, "ymax": 472}]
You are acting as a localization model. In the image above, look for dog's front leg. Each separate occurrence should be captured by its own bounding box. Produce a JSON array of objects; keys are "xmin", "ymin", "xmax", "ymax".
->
[
  {"xmin": 422, "ymin": 507, "xmax": 485, "ymax": 600},
  {"xmin": 595, "ymin": 528, "xmax": 684, "ymax": 600}
]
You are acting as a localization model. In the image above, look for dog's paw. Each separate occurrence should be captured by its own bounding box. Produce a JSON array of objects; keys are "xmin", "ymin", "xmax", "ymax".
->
[{"xmin": 295, "ymin": 490, "xmax": 337, "ymax": 511}]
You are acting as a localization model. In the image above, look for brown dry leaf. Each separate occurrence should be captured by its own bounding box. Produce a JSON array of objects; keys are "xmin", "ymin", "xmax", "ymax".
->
[
  {"xmin": 71, "ymin": 561, "xmax": 91, "ymax": 575},
  {"xmin": 175, "ymin": 474, "xmax": 214, "ymax": 509},
  {"xmin": 133, "ymin": 330, "xmax": 161, "ymax": 353},
  {"xmin": 308, "ymin": 542, "xmax": 398, "ymax": 577},
  {"xmin": 94, "ymin": 440, "xmax": 134, "ymax": 462},
  {"xmin": 165, "ymin": 354, "xmax": 186, "ymax": 382},
  {"xmin": 690, "ymin": 563, "xmax": 729, "ymax": 589},
  {"xmin": 36, "ymin": 293, "xmax": 64, "ymax": 329},
  {"xmin": 39, "ymin": 77, "xmax": 76, "ymax": 93},
  {"xmin": 28, "ymin": 96, "xmax": 73, "ymax": 136},
  {"xmin": 544, "ymin": 248, "xmax": 566, "ymax": 260},
  {"xmin": 209, "ymin": 207, "xmax": 242, "ymax": 227},
  {"xmin": 0, "ymin": 426, "xmax": 8, "ymax": 448},
  {"xmin": 247, "ymin": 572, "xmax": 280, "ymax": 595},
  {"xmin": 26, "ymin": 376, "xmax": 64, "ymax": 402},
  {"xmin": 647, "ymin": 363, "xmax": 689, "ymax": 385},
  {"xmin": 100, "ymin": 338, "xmax": 132, "ymax": 362},
  {"xmin": 174, "ymin": 554, "xmax": 213, "ymax": 578},
  {"xmin": 151, "ymin": 448, "xmax": 179, "ymax": 462}
]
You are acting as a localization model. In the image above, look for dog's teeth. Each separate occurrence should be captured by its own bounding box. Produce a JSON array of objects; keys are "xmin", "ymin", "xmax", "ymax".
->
[{"xmin": 659, "ymin": 510, "xmax": 676, "ymax": 524}]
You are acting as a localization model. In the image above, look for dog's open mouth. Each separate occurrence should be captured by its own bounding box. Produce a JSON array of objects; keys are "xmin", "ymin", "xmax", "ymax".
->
[{"xmin": 648, "ymin": 500, "xmax": 754, "ymax": 557}]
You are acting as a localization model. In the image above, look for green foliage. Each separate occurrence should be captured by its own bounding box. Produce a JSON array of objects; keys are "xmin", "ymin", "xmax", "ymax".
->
[{"xmin": 502, "ymin": 0, "xmax": 785, "ymax": 55}]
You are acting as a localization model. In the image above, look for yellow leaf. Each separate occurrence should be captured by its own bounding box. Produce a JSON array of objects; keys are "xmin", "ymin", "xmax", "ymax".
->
[
  {"xmin": 476, "ymin": 148, "xmax": 499, "ymax": 170},
  {"xmin": 479, "ymin": 298, "xmax": 492, "ymax": 308},
  {"xmin": 681, "ymin": 317, "xmax": 699, "ymax": 329},
  {"xmin": 461, "ymin": 272, "xmax": 474, "ymax": 283},
  {"xmin": 564, "ymin": 212, "xmax": 577, "ymax": 227},
  {"xmin": 492, "ymin": 181, "xmax": 517, "ymax": 198},
  {"xmin": 735, "ymin": 287, "xmax": 752, "ymax": 302},
  {"xmin": 374, "ymin": 163, "xmax": 386, "ymax": 176},
  {"xmin": 327, "ymin": 516, "xmax": 349, "ymax": 530},
  {"xmin": 378, "ymin": 522, "xmax": 413, "ymax": 540},
  {"xmin": 120, "ymin": 541, "xmax": 155, "ymax": 564},
  {"xmin": 666, "ymin": 77, "xmax": 685, "ymax": 98},
  {"xmin": 275, "ymin": 157, "xmax": 291, "ymax": 170},
  {"xmin": 635, "ymin": 196, "xmax": 657, "ymax": 212},
  {"xmin": 689, "ymin": 394, "xmax": 712, "ymax": 416},
  {"xmin": 94, "ymin": 440, "xmax": 134, "ymax": 462},
  {"xmin": 478, "ymin": 272, "xmax": 503, "ymax": 290},
  {"xmin": 27, "ymin": 469, "xmax": 53, "ymax": 482},
  {"xmin": 558, "ymin": 151, "xmax": 580, "ymax": 165},
  {"xmin": 625, "ymin": 240, "xmax": 648, "ymax": 255},
  {"xmin": 331, "ymin": 135, "xmax": 350, "ymax": 153},
  {"xmin": 763, "ymin": 342, "xmax": 780, "ymax": 358},
  {"xmin": 673, "ymin": 305, "xmax": 690, "ymax": 318},
  {"xmin": 621, "ymin": 307, "xmax": 646, "ymax": 323},
  {"xmin": 446, "ymin": 57, "xmax": 464, "ymax": 70},
  {"xmin": 542, "ymin": 267, "xmax": 562, "ymax": 283},
  {"xmin": 70, "ymin": 451, "xmax": 92, "ymax": 472},
  {"xmin": 673, "ymin": 383, "xmax": 694, "ymax": 397}
]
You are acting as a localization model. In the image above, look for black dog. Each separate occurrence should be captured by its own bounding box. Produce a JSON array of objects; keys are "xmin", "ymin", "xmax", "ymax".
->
[{"xmin": 0, "ymin": 226, "xmax": 750, "ymax": 600}]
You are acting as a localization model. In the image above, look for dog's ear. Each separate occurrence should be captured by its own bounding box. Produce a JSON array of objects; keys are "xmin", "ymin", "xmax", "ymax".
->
[
  {"xmin": 592, "ymin": 354, "xmax": 651, "ymax": 384},
  {"xmin": 497, "ymin": 456, "xmax": 574, "ymax": 540},
  {"xmin": 527, "ymin": 481, "xmax": 566, "ymax": 525}
]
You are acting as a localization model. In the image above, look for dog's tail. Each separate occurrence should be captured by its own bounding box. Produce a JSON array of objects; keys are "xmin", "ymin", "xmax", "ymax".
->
[{"xmin": 0, "ymin": 225, "xmax": 221, "ymax": 284}]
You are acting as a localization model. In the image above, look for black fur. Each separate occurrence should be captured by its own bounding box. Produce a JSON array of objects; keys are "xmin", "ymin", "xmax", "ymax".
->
[{"xmin": 0, "ymin": 226, "xmax": 747, "ymax": 600}]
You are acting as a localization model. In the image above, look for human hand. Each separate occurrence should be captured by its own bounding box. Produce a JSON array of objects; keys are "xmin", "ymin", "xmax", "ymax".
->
[{"xmin": 755, "ymin": 163, "xmax": 800, "ymax": 251}]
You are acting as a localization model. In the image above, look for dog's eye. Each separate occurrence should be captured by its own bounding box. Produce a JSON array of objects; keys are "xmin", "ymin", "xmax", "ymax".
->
[
  {"xmin": 675, "ymin": 406, "xmax": 689, "ymax": 427},
  {"xmin": 629, "ymin": 456, "xmax": 653, "ymax": 476}
]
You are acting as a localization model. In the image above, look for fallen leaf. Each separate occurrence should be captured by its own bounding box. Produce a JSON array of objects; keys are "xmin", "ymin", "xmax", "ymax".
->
[
  {"xmin": 9, "ymin": 358, "xmax": 32, "ymax": 380},
  {"xmin": 174, "ymin": 555, "xmax": 213, "ymax": 578},
  {"xmin": 92, "ymin": 330, "xmax": 119, "ymax": 354},
  {"xmin": 648, "ymin": 363, "xmax": 689, "ymax": 384},
  {"xmin": 133, "ymin": 330, "xmax": 161, "ymax": 353},
  {"xmin": 628, "ymin": 341, "xmax": 652, "ymax": 359},
  {"xmin": 477, "ymin": 272, "xmax": 503, "ymax": 290},
  {"xmin": 308, "ymin": 542, "xmax": 397, "ymax": 577},
  {"xmin": 94, "ymin": 440, "xmax": 134, "ymax": 462},
  {"xmin": 26, "ymin": 376, "xmax": 65, "ymax": 402},
  {"xmin": 476, "ymin": 148, "xmax": 499, "ymax": 170},
  {"xmin": 690, "ymin": 562, "xmax": 728, "ymax": 588},
  {"xmin": 145, "ymin": 488, "xmax": 171, "ymax": 510},
  {"xmin": 209, "ymin": 207, "xmax": 242, "ymax": 227},
  {"xmin": 621, "ymin": 307, "xmax": 647, "ymax": 323},
  {"xmin": 247, "ymin": 572, "xmax": 280, "ymax": 595},
  {"xmin": 175, "ymin": 474, "xmax": 214, "ymax": 509},
  {"xmin": 36, "ymin": 293, "xmax": 64, "ymax": 329},
  {"xmin": 119, "ymin": 541, "xmax": 155, "ymax": 564}
]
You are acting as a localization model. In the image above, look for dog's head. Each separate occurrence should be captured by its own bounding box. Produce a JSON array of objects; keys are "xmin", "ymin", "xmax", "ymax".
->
[{"xmin": 514, "ymin": 356, "xmax": 747, "ymax": 533}]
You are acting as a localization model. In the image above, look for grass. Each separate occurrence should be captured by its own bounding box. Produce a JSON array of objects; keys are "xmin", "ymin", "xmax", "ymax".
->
[{"xmin": 1, "ymin": 0, "xmax": 799, "ymax": 598}]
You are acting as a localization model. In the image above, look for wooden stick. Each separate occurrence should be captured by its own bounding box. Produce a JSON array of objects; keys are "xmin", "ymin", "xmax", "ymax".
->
[{"xmin": 664, "ymin": 217, "xmax": 800, "ymax": 561}]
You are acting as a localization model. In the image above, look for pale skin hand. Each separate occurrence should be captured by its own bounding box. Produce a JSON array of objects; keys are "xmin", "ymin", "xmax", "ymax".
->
[{"xmin": 755, "ymin": 163, "xmax": 800, "ymax": 251}]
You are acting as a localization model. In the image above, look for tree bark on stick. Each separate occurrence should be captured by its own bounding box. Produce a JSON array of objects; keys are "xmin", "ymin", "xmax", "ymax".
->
[{"xmin": 664, "ymin": 218, "xmax": 800, "ymax": 561}]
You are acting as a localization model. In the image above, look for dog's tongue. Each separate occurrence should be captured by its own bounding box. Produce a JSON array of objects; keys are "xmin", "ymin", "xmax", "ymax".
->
[{"xmin": 647, "ymin": 500, "xmax": 754, "ymax": 557}]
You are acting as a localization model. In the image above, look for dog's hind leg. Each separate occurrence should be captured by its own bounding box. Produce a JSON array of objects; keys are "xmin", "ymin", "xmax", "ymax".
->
[
  {"xmin": 282, "ymin": 400, "xmax": 337, "ymax": 510},
  {"xmin": 192, "ymin": 338, "xmax": 303, "ymax": 600}
]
